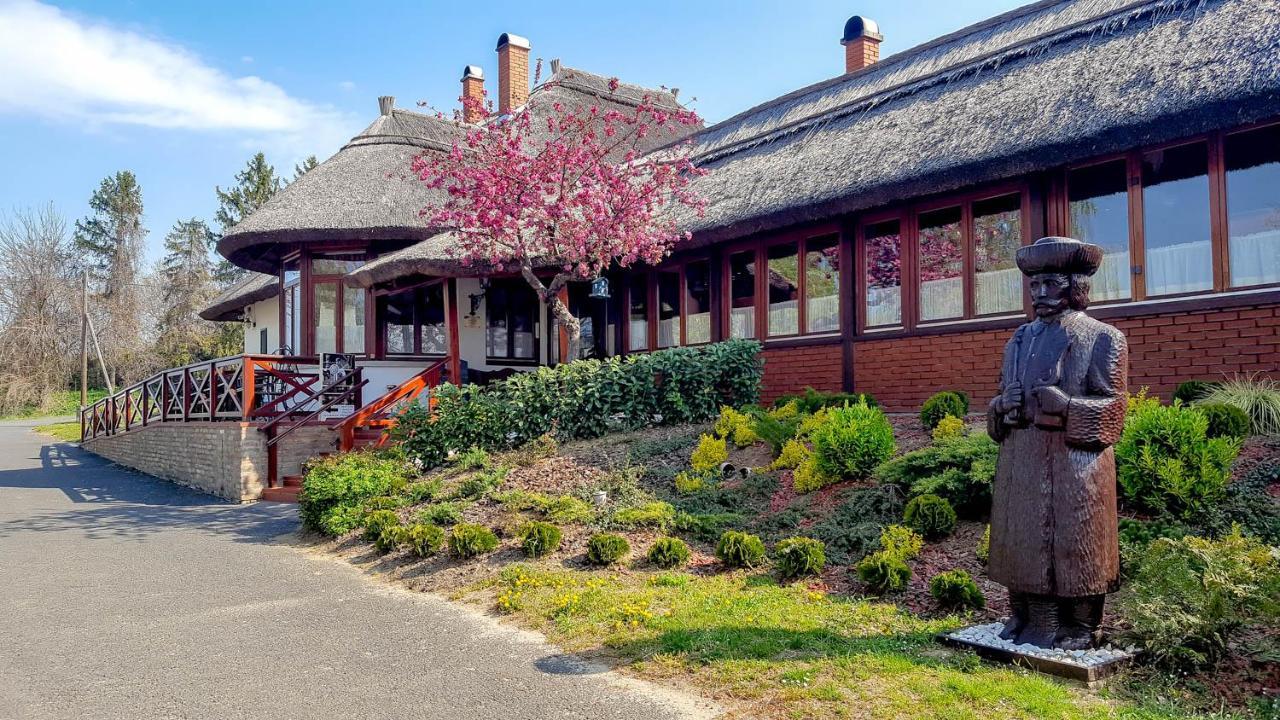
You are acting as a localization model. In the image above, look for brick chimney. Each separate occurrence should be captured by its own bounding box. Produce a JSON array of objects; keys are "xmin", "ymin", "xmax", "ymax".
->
[
  {"xmin": 841, "ymin": 16, "xmax": 882, "ymax": 73},
  {"xmin": 495, "ymin": 32, "xmax": 531, "ymax": 114},
  {"xmin": 461, "ymin": 65, "xmax": 485, "ymax": 123}
]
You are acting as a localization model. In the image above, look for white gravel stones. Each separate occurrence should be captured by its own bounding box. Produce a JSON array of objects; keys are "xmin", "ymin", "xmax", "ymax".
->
[{"xmin": 946, "ymin": 622, "xmax": 1138, "ymax": 668}]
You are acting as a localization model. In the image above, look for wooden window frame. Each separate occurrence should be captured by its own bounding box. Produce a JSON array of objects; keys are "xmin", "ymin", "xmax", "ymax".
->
[
  {"xmin": 1219, "ymin": 120, "xmax": 1280, "ymax": 293},
  {"xmin": 856, "ymin": 209, "xmax": 909, "ymax": 334},
  {"xmin": 277, "ymin": 247, "xmax": 372, "ymax": 358},
  {"xmin": 376, "ymin": 280, "xmax": 449, "ymax": 359},
  {"xmin": 719, "ymin": 223, "xmax": 842, "ymax": 343},
  {"xmin": 484, "ymin": 277, "xmax": 541, "ymax": 365}
]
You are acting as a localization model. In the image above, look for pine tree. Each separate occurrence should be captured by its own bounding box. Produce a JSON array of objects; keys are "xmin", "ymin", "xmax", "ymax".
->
[
  {"xmin": 292, "ymin": 155, "xmax": 319, "ymax": 180},
  {"xmin": 156, "ymin": 219, "xmax": 220, "ymax": 366},
  {"xmin": 213, "ymin": 153, "xmax": 282, "ymax": 285}
]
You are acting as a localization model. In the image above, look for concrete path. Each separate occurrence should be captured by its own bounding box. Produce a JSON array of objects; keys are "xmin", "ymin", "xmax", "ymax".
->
[{"xmin": 0, "ymin": 421, "xmax": 714, "ymax": 720}]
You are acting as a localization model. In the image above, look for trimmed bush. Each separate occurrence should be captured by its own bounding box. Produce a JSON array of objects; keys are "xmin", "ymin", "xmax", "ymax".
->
[
  {"xmin": 1173, "ymin": 379, "xmax": 1219, "ymax": 405},
  {"xmin": 299, "ymin": 450, "xmax": 412, "ymax": 534},
  {"xmin": 773, "ymin": 387, "xmax": 878, "ymax": 413},
  {"xmin": 519, "ymin": 521, "xmax": 563, "ymax": 558},
  {"xmin": 878, "ymin": 524, "xmax": 924, "ymax": 561},
  {"xmin": 586, "ymin": 533, "xmax": 630, "ymax": 565},
  {"xmin": 318, "ymin": 503, "xmax": 363, "ymax": 537},
  {"xmin": 392, "ymin": 339, "xmax": 763, "ymax": 469},
  {"xmin": 403, "ymin": 523, "xmax": 445, "ymax": 557},
  {"xmin": 976, "ymin": 524, "xmax": 990, "ymax": 564},
  {"xmin": 375, "ymin": 524, "xmax": 406, "ymax": 553},
  {"xmin": 714, "ymin": 406, "xmax": 759, "ymax": 447},
  {"xmin": 716, "ymin": 531, "xmax": 766, "ymax": 569},
  {"xmin": 674, "ymin": 471, "xmax": 708, "ymax": 494},
  {"xmin": 1119, "ymin": 528, "xmax": 1280, "ymax": 669},
  {"xmin": 416, "ymin": 501, "xmax": 465, "ymax": 526},
  {"xmin": 1198, "ymin": 402, "xmax": 1251, "ymax": 440},
  {"xmin": 690, "ymin": 434, "xmax": 729, "ymax": 473},
  {"xmin": 456, "ymin": 465, "xmax": 509, "ymax": 499},
  {"xmin": 1116, "ymin": 400, "xmax": 1239, "ymax": 519},
  {"xmin": 903, "ymin": 494, "xmax": 957, "ymax": 540},
  {"xmin": 363, "ymin": 509, "xmax": 401, "ymax": 542},
  {"xmin": 613, "ymin": 501, "xmax": 676, "ymax": 530},
  {"xmin": 810, "ymin": 402, "xmax": 896, "ymax": 480},
  {"xmin": 921, "ymin": 391, "xmax": 969, "ymax": 431},
  {"xmin": 857, "ymin": 551, "xmax": 911, "ymax": 594},
  {"xmin": 931, "ymin": 415, "xmax": 966, "ymax": 442},
  {"xmin": 929, "ymin": 569, "xmax": 985, "ymax": 610},
  {"xmin": 792, "ymin": 455, "xmax": 837, "ymax": 493},
  {"xmin": 875, "ymin": 433, "xmax": 998, "ymax": 518},
  {"xmin": 647, "ymin": 537, "xmax": 691, "ymax": 569},
  {"xmin": 543, "ymin": 495, "xmax": 595, "ymax": 525},
  {"xmin": 448, "ymin": 523, "xmax": 499, "ymax": 558},
  {"xmin": 775, "ymin": 537, "xmax": 827, "ymax": 580}
]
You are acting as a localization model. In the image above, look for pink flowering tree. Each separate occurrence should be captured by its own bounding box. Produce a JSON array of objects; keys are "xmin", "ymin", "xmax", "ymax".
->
[{"xmin": 412, "ymin": 75, "xmax": 705, "ymax": 361}]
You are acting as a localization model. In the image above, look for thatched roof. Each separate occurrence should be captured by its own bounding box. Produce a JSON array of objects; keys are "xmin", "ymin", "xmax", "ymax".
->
[
  {"xmin": 199, "ymin": 272, "xmax": 278, "ymax": 322},
  {"xmin": 673, "ymin": 0, "xmax": 1280, "ymax": 244},
  {"xmin": 346, "ymin": 66, "xmax": 697, "ymax": 288},
  {"xmin": 216, "ymin": 108, "xmax": 467, "ymax": 274}
]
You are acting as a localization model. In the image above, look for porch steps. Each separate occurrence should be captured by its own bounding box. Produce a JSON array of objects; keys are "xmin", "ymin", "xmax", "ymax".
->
[{"xmin": 260, "ymin": 475, "xmax": 304, "ymax": 503}]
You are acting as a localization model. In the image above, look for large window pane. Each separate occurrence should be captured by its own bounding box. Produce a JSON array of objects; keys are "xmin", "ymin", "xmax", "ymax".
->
[
  {"xmin": 805, "ymin": 235, "xmax": 839, "ymax": 333},
  {"xmin": 312, "ymin": 255, "xmax": 364, "ymax": 275},
  {"xmin": 918, "ymin": 206, "xmax": 963, "ymax": 321},
  {"xmin": 628, "ymin": 274, "xmax": 648, "ymax": 351},
  {"xmin": 486, "ymin": 281, "xmax": 537, "ymax": 360},
  {"xmin": 421, "ymin": 284, "xmax": 446, "ymax": 354},
  {"xmin": 1069, "ymin": 160, "xmax": 1132, "ymax": 301},
  {"xmin": 685, "ymin": 261, "xmax": 711, "ymax": 344},
  {"xmin": 1225, "ymin": 125, "xmax": 1280, "ymax": 288},
  {"xmin": 314, "ymin": 283, "xmax": 337, "ymax": 355},
  {"xmin": 728, "ymin": 251, "xmax": 756, "ymax": 339},
  {"xmin": 384, "ymin": 292, "xmax": 415, "ymax": 354},
  {"xmin": 510, "ymin": 294, "xmax": 535, "ymax": 359},
  {"xmin": 1142, "ymin": 143, "xmax": 1213, "ymax": 296},
  {"xmin": 864, "ymin": 219, "xmax": 901, "ymax": 327},
  {"xmin": 486, "ymin": 284, "xmax": 509, "ymax": 357},
  {"xmin": 343, "ymin": 288, "xmax": 365, "ymax": 354},
  {"xmin": 767, "ymin": 243, "xmax": 799, "ymax": 336},
  {"xmin": 973, "ymin": 194, "xmax": 1023, "ymax": 315},
  {"xmin": 657, "ymin": 271, "xmax": 681, "ymax": 348}
]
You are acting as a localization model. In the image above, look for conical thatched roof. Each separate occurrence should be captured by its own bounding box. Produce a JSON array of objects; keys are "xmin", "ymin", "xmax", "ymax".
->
[
  {"xmin": 199, "ymin": 272, "xmax": 278, "ymax": 322},
  {"xmin": 671, "ymin": 0, "xmax": 1280, "ymax": 245}
]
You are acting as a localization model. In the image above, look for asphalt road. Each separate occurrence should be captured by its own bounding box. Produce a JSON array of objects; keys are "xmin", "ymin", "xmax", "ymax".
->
[{"xmin": 0, "ymin": 420, "xmax": 715, "ymax": 720}]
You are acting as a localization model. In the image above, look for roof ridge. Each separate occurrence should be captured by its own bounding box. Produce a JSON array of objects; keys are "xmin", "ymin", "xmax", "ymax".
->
[{"xmin": 688, "ymin": 0, "xmax": 1186, "ymax": 165}]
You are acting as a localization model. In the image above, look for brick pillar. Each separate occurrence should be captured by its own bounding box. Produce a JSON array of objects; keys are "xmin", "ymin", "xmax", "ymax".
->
[
  {"xmin": 496, "ymin": 33, "xmax": 530, "ymax": 114},
  {"xmin": 461, "ymin": 65, "xmax": 486, "ymax": 123}
]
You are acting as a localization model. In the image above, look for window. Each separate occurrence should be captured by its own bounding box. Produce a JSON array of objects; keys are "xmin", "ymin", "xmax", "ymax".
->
[
  {"xmin": 805, "ymin": 235, "xmax": 840, "ymax": 333},
  {"xmin": 973, "ymin": 194, "xmax": 1023, "ymax": 316},
  {"xmin": 728, "ymin": 250, "xmax": 756, "ymax": 339},
  {"xmin": 863, "ymin": 219, "xmax": 902, "ymax": 328},
  {"xmin": 487, "ymin": 280, "xmax": 538, "ymax": 361},
  {"xmin": 685, "ymin": 261, "xmax": 712, "ymax": 344},
  {"xmin": 917, "ymin": 206, "xmax": 964, "ymax": 322},
  {"xmin": 314, "ymin": 282, "xmax": 338, "ymax": 355},
  {"xmin": 767, "ymin": 243, "xmax": 799, "ymax": 336},
  {"xmin": 259, "ymin": 328, "xmax": 268, "ymax": 354},
  {"xmin": 343, "ymin": 288, "xmax": 366, "ymax": 354},
  {"xmin": 1068, "ymin": 160, "xmax": 1131, "ymax": 301},
  {"xmin": 657, "ymin": 271, "xmax": 681, "ymax": 348},
  {"xmin": 1225, "ymin": 125, "xmax": 1280, "ymax": 288},
  {"xmin": 281, "ymin": 259, "xmax": 300, "ymax": 355},
  {"xmin": 382, "ymin": 284, "xmax": 446, "ymax": 356},
  {"xmin": 627, "ymin": 274, "xmax": 649, "ymax": 351},
  {"xmin": 1142, "ymin": 142, "xmax": 1213, "ymax": 296}
]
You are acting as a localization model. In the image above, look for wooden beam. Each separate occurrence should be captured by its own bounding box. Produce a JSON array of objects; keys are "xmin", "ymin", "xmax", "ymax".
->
[{"xmin": 445, "ymin": 278, "xmax": 463, "ymax": 384}]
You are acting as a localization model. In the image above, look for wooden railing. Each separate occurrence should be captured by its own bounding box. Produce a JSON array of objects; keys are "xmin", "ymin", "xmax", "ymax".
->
[
  {"xmin": 79, "ymin": 354, "xmax": 320, "ymax": 442},
  {"xmin": 334, "ymin": 359, "xmax": 447, "ymax": 451}
]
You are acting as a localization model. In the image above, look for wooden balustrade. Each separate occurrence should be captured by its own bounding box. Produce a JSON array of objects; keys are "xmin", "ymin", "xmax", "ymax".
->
[{"xmin": 334, "ymin": 359, "xmax": 447, "ymax": 451}]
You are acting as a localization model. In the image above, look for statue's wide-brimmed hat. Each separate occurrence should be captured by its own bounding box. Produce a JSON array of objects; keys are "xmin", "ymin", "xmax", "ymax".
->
[{"xmin": 1016, "ymin": 237, "xmax": 1104, "ymax": 277}]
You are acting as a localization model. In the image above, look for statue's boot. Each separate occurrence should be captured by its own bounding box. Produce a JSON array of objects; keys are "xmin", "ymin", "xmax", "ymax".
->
[
  {"xmin": 1054, "ymin": 595, "xmax": 1104, "ymax": 650},
  {"xmin": 998, "ymin": 591, "xmax": 1029, "ymax": 641},
  {"xmin": 1012, "ymin": 596, "xmax": 1059, "ymax": 648}
]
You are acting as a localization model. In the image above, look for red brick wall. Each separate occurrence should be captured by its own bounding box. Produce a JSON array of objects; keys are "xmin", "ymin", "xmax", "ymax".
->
[{"xmin": 755, "ymin": 303, "xmax": 1280, "ymax": 413}]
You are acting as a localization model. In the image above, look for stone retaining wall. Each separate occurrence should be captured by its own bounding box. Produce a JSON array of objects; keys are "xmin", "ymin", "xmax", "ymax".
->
[{"xmin": 82, "ymin": 422, "xmax": 334, "ymax": 502}]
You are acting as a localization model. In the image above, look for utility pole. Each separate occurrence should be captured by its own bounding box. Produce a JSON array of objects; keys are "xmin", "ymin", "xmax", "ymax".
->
[{"xmin": 80, "ymin": 270, "xmax": 88, "ymax": 409}]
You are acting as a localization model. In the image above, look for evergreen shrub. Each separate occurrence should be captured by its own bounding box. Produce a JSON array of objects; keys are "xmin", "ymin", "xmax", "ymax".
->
[
  {"xmin": 810, "ymin": 402, "xmax": 896, "ymax": 480},
  {"xmin": 519, "ymin": 521, "xmax": 563, "ymax": 558},
  {"xmin": 299, "ymin": 450, "xmax": 412, "ymax": 534},
  {"xmin": 586, "ymin": 533, "xmax": 630, "ymax": 565},
  {"xmin": 449, "ymin": 523, "xmax": 499, "ymax": 558},
  {"xmin": 1115, "ymin": 401, "xmax": 1239, "ymax": 519},
  {"xmin": 903, "ymin": 494, "xmax": 957, "ymax": 540},
  {"xmin": 921, "ymin": 391, "xmax": 969, "ymax": 431},
  {"xmin": 774, "ymin": 537, "xmax": 827, "ymax": 580},
  {"xmin": 716, "ymin": 531, "xmax": 766, "ymax": 568},
  {"xmin": 647, "ymin": 537, "xmax": 691, "ymax": 568},
  {"xmin": 857, "ymin": 551, "xmax": 910, "ymax": 593},
  {"xmin": 929, "ymin": 569, "xmax": 985, "ymax": 610}
]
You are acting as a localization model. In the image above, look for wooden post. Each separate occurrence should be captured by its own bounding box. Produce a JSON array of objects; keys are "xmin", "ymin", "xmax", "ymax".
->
[
  {"xmin": 839, "ymin": 218, "xmax": 857, "ymax": 393},
  {"xmin": 445, "ymin": 279, "xmax": 463, "ymax": 384},
  {"xmin": 208, "ymin": 361, "xmax": 218, "ymax": 419},
  {"xmin": 243, "ymin": 358, "xmax": 256, "ymax": 419},
  {"xmin": 80, "ymin": 271, "xmax": 88, "ymax": 409}
]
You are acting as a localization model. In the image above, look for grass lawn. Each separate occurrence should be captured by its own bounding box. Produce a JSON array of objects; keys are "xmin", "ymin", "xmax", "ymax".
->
[{"xmin": 33, "ymin": 421, "xmax": 81, "ymax": 442}]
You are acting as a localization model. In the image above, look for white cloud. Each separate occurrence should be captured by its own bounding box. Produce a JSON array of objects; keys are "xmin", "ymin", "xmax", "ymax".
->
[{"xmin": 0, "ymin": 0, "xmax": 355, "ymax": 159}]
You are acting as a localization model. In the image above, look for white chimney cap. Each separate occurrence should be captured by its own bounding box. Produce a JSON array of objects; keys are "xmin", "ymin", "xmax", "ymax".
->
[{"xmin": 496, "ymin": 32, "xmax": 531, "ymax": 51}]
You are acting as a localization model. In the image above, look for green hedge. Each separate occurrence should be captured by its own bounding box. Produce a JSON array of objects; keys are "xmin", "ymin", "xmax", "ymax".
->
[{"xmin": 392, "ymin": 340, "xmax": 762, "ymax": 469}]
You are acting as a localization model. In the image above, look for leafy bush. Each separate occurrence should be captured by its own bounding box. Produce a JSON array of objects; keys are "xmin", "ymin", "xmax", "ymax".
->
[
  {"xmin": 318, "ymin": 502, "xmax": 364, "ymax": 537},
  {"xmin": 773, "ymin": 387, "xmax": 878, "ymax": 413},
  {"xmin": 690, "ymin": 434, "xmax": 729, "ymax": 473},
  {"xmin": 647, "ymin": 537, "xmax": 691, "ymax": 568},
  {"xmin": 976, "ymin": 524, "xmax": 990, "ymax": 564},
  {"xmin": 392, "ymin": 339, "xmax": 763, "ymax": 469},
  {"xmin": 673, "ymin": 511, "xmax": 746, "ymax": 543},
  {"xmin": 792, "ymin": 455, "xmax": 837, "ymax": 493},
  {"xmin": 416, "ymin": 501, "xmax": 465, "ymax": 526},
  {"xmin": 931, "ymin": 415, "xmax": 966, "ymax": 442},
  {"xmin": 751, "ymin": 412, "xmax": 803, "ymax": 456},
  {"xmin": 1119, "ymin": 528, "xmax": 1280, "ymax": 668},
  {"xmin": 375, "ymin": 524, "xmax": 406, "ymax": 553},
  {"xmin": 775, "ymin": 537, "xmax": 826, "ymax": 580},
  {"xmin": 874, "ymin": 433, "xmax": 997, "ymax": 519},
  {"xmin": 613, "ymin": 501, "xmax": 676, "ymax": 530},
  {"xmin": 1174, "ymin": 380, "xmax": 1220, "ymax": 405},
  {"xmin": 519, "ymin": 521, "xmax": 563, "ymax": 558},
  {"xmin": 929, "ymin": 569, "xmax": 985, "ymax": 610},
  {"xmin": 903, "ymin": 494, "xmax": 957, "ymax": 540},
  {"xmin": 879, "ymin": 524, "xmax": 924, "ymax": 560},
  {"xmin": 769, "ymin": 439, "xmax": 809, "ymax": 471},
  {"xmin": 715, "ymin": 406, "xmax": 760, "ymax": 447},
  {"xmin": 1115, "ymin": 400, "xmax": 1239, "ymax": 519},
  {"xmin": 795, "ymin": 407, "xmax": 830, "ymax": 438},
  {"xmin": 716, "ymin": 531, "xmax": 767, "ymax": 568},
  {"xmin": 810, "ymin": 402, "xmax": 896, "ymax": 479},
  {"xmin": 543, "ymin": 495, "xmax": 595, "ymax": 525},
  {"xmin": 456, "ymin": 465, "xmax": 509, "ymax": 500},
  {"xmin": 1118, "ymin": 517, "xmax": 1190, "ymax": 578},
  {"xmin": 857, "ymin": 551, "xmax": 911, "ymax": 594},
  {"xmin": 921, "ymin": 391, "xmax": 969, "ymax": 431},
  {"xmin": 1199, "ymin": 373, "xmax": 1280, "ymax": 435},
  {"xmin": 362, "ymin": 495, "xmax": 406, "ymax": 512},
  {"xmin": 586, "ymin": 533, "xmax": 630, "ymax": 565},
  {"xmin": 404, "ymin": 479, "xmax": 444, "ymax": 505},
  {"xmin": 299, "ymin": 450, "xmax": 412, "ymax": 534},
  {"xmin": 674, "ymin": 470, "xmax": 708, "ymax": 494},
  {"xmin": 363, "ymin": 509, "xmax": 401, "ymax": 542},
  {"xmin": 402, "ymin": 523, "xmax": 445, "ymax": 557},
  {"xmin": 1197, "ymin": 403, "xmax": 1250, "ymax": 439},
  {"xmin": 453, "ymin": 446, "xmax": 491, "ymax": 470},
  {"xmin": 448, "ymin": 523, "xmax": 499, "ymax": 558}
]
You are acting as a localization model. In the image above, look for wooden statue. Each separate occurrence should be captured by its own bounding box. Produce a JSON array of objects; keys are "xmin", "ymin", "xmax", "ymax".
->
[{"xmin": 986, "ymin": 236, "xmax": 1128, "ymax": 650}]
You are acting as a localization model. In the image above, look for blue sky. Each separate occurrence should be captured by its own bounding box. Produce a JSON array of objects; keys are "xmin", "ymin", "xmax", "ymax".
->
[{"xmin": 0, "ymin": 0, "xmax": 1026, "ymax": 264}]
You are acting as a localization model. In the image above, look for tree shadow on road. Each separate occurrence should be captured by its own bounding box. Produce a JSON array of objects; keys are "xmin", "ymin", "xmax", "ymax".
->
[{"xmin": 0, "ymin": 441, "xmax": 298, "ymax": 545}]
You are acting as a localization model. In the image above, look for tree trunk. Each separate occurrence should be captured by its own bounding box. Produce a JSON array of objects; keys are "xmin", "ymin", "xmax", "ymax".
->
[{"xmin": 519, "ymin": 265, "xmax": 583, "ymax": 364}]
